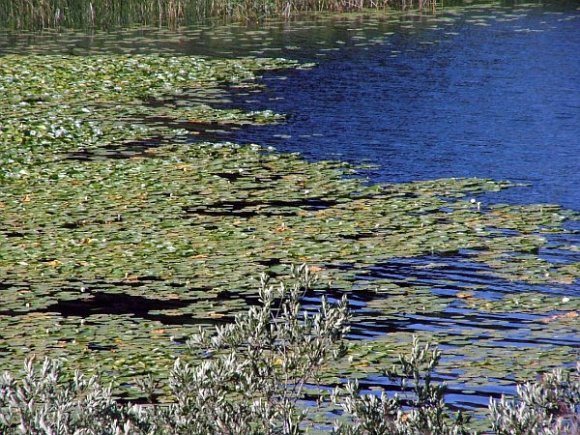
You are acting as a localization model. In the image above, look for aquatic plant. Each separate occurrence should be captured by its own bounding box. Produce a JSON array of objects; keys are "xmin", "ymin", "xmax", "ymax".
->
[
  {"xmin": 1, "ymin": 268, "xmax": 577, "ymax": 434},
  {"xmin": 1, "ymin": 51, "xmax": 578, "ymax": 410}
]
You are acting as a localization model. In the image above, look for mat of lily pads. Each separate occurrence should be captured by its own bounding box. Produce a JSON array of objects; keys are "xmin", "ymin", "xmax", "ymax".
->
[{"xmin": 0, "ymin": 54, "xmax": 578, "ymax": 404}]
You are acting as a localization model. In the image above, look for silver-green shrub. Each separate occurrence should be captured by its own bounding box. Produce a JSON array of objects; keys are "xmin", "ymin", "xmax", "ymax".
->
[
  {"xmin": 0, "ymin": 357, "xmax": 148, "ymax": 434},
  {"xmin": 152, "ymin": 264, "xmax": 350, "ymax": 434},
  {"xmin": 0, "ymin": 266, "xmax": 578, "ymax": 434},
  {"xmin": 332, "ymin": 336, "xmax": 470, "ymax": 435},
  {"xmin": 489, "ymin": 363, "xmax": 579, "ymax": 435}
]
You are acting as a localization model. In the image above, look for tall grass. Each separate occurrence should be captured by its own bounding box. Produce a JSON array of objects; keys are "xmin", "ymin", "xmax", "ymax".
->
[
  {"xmin": 0, "ymin": 0, "xmax": 186, "ymax": 29},
  {"xmin": 0, "ymin": 0, "xmax": 439, "ymax": 30}
]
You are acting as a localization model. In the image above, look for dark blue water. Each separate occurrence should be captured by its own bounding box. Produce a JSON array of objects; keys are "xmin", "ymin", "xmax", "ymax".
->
[{"xmin": 225, "ymin": 5, "xmax": 580, "ymax": 210}]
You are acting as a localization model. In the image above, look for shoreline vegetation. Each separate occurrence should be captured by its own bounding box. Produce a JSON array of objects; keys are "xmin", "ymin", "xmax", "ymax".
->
[
  {"xmin": 2, "ymin": 0, "xmax": 445, "ymax": 30},
  {"xmin": 1, "ymin": 269, "xmax": 579, "ymax": 433}
]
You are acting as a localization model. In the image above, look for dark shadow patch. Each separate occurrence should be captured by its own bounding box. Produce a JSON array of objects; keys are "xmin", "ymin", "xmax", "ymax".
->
[
  {"xmin": 212, "ymin": 171, "xmax": 244, "ymax": 182},
  {"xmin": 341, "ymin": 232, "xmax": 376, "ymax": 241},
  {"xmin": 145, "ymin": 116, "xmax": 244, "ymax": 143},
  {"xmin": 255, "ymin": 257, "xmax": 283, "ymax": 267},
  {"xmin": 65, "ymin": 137, "xmax": 165, "ymax": 161},
  {"xmin": 3, "ymin": 231, "xmax": 26, "ymax": 238},
  {"xmin": 185, "ymin": 197, "xmax": 338, "ymax": 217},
  {"xmin": 61, "ymin": 213, "xmax": 124, "ymax": 229},
  {"xmin": 42, "ymin": 291, "xmax": 192, "ymax": 317},
  {"xmin": 0, "ymin": 278, "xmax": 263, "ymax": 326}
]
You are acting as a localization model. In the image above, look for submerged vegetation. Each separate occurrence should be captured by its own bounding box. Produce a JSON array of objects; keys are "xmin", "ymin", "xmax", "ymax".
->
[
  {"xmin": 0, "ymin": 0, "xmax": 439, "ymax": 29},
  {"xmin": 1, "ymin": 269, "xmax": 578, "ymax": 433}
]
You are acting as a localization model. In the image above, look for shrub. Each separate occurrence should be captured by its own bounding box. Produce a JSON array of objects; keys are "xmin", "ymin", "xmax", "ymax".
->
[
  {"xmin": 149, "ymin": 264, "xmax": 350, "ymax": 434},
  {"xmin": 489, "ymin": 363, "xmax": 579, "ymax": 435},
  {"xmin": 0, "ymin": 357, "xmax": 146, "ymax": 434},
  {"xmin": 0, "ymin": 266, "xmax": 578, "ymax": 434},
  {"xmin": 332, "ymin": 336, "xmax": 470, "ymax": 435}
]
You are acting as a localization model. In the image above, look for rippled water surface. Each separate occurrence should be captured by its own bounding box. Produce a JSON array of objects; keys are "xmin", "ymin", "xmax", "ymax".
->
[{"xmin": 228, "ymin": 6, "xmax": 580, "ymax": 211}]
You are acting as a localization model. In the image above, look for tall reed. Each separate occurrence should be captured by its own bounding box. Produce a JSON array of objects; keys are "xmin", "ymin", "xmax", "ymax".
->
[{"xmin": 0, "ymin": 0, "xmax": 439, "ymax": 30}]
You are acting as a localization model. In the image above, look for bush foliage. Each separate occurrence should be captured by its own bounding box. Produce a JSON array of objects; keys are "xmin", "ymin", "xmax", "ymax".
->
[{"xmin": 1, "ymin": 266, "xmax": 578, "ymax": 434}]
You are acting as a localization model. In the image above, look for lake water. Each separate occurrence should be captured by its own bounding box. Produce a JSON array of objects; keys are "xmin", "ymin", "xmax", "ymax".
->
[
  {"xmin": 227, "ymin": 5, "xmax": 580, "ymax": 212},
  {"xmin": 1, "ymin": 0, "xmax": 578, "ymax": 415}
]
